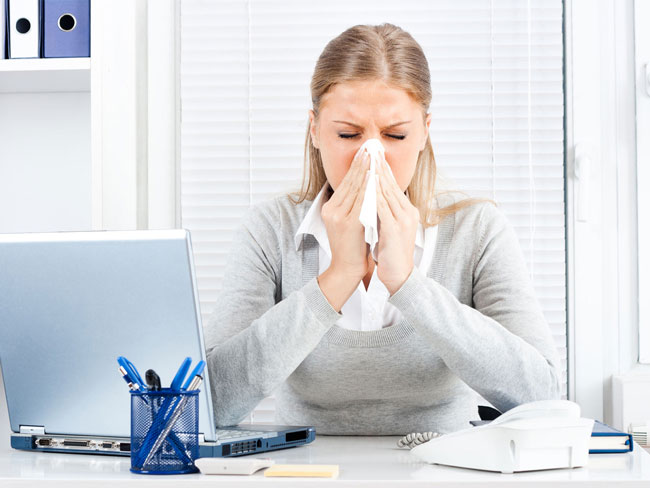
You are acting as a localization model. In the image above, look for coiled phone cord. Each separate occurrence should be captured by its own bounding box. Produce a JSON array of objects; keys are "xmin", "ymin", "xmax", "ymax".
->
[
  {"xmin": 397, "ymin": 431, "xmax": 441, "ymax": 449},
  {"xmin": 398, "ymin": 405, "xmax": 501, "ymax": 448}
]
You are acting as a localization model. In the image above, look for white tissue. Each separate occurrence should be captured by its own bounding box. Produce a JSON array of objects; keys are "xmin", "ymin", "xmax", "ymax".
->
[{"xmin": 358, "ymin": 138, "xmax": 392, "ymax": 261}]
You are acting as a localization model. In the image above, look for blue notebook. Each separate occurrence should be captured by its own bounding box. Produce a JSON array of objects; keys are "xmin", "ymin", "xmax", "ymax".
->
[{"xmin": 590, "ymin": 420, "xmax": 634, "ymax": 454}]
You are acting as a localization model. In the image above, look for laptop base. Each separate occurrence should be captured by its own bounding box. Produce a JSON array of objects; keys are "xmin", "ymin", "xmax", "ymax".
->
[
  {"xmin": 11, "ymin": 434, "xmax": 131, "ymax": 456},
  {"xmin": 200, "ymin": 426, "xmax": 316, "ymax": 458},
  {"xmin": 11, "ymin": 425, "xmax": 316, "ymax": 458}
]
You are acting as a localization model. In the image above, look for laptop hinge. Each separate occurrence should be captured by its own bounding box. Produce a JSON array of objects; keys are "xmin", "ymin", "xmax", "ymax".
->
[{"xmin": 19, "ymin": 425, "xmax": 45, "ymax": 435}]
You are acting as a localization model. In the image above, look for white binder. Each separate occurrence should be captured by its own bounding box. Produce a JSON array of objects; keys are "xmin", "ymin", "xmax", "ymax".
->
[{"xmin": 8, "ymin": 0, "xmax": 40, "ymax": 59}]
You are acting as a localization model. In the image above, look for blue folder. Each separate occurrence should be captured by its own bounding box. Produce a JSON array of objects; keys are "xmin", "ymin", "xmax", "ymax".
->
[{"xmin": 42, "ymin": 0, "xmax": 89, "ymax": 58}]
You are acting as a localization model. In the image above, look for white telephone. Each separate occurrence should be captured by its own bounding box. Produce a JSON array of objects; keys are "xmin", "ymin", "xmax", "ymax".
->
[{"xmin": 410, "ymin": 400, "xmax": 594, "ymax": 474}]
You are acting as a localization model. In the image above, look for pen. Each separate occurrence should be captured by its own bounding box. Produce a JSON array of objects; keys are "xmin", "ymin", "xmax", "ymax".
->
[
  {"xmin": 156, "ymin": 358, "xmax": 203, "ymax": 422},
  {"xmin": 156, "ymin": 357, "xmax": 193, "ymax": 427},
  {"xmin": 118, "ymin": 365, "xmax": 152, "ymax": 409},
  {"xmin": 170, "ymin": 357, "xmax": 192, "ymax": 391},
  {"xmin": 145, "ymin": 369, "xmax": 162, "ymax": 391},
  {"xmin": 181, "ymin": 360, "xmax": 205, "ymax": 390},
  {"xmin": 118, "ymin": 366, "xmax": 141, "ymax": 391},
  {"xmin": 141, "ymin": 374, "xmax": 203, "ymax": 468},
  {"xmin": 117, "ymin": 356, "xmax": 146, "ymax": 391}
]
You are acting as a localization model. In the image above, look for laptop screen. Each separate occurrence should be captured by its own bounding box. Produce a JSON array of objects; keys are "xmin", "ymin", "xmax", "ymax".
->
[{"xmin": 0, "ymin": 230, "xmax": 217, "ymax": 441}]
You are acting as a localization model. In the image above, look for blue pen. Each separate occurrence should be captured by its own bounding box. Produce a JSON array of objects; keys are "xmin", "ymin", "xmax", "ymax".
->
[
  {"xmin": 170, "ymin": 357, "xmax": 192, "ymax": 391},
  {"xmin": 117, "ymin": 356, "xmax": 146, "ymax": 390},
  {"xmin": 118, "ymin": 365, "xmax": 141, "ymax": 391},
  {"xmin": 181, "ymin": 360, "xmax": 206, "ymax": 390},
  {"xmin": 148, "ymin": 356, "xmax": 193, "ymax": 427},
  {"xmin": 118, "ymin": 356, "xmax": 144, "ymax": 385},
  {"xmin": 151, "ymin": 360, "xmax": 204, "ymax": 429}
]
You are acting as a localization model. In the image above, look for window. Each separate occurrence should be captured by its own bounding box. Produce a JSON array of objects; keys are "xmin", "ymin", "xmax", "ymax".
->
[
  {"xmin": 180, "ymin": 0, "xmax": 566, "ymax": 420},
  {"xmin": 635, "ymin": 0, "xmax": 649, "ymax": 364}
]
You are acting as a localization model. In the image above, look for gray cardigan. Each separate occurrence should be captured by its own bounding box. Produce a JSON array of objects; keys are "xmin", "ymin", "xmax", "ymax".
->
[{"xmin": 203, "ymin": 193, "xmax": 562, "ymax": 435}]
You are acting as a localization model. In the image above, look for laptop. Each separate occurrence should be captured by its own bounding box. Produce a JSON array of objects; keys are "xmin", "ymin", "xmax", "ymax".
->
[{"xmin": 0, "ymin": 229, "xmax": 315, "ymax": 458}]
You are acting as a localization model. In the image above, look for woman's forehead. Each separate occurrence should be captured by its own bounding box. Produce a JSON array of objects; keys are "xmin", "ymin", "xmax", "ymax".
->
[
  {"xmin": 322, "ymin": 79, "xmax": 415, "ymax": 104},
  {"xmin": 319, "ymin": 80, "xmax": 421, "ymax": 125}
]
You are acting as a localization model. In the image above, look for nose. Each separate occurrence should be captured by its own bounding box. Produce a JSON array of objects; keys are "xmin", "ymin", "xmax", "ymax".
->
[
  {"xmin": 358, "ymin": 137, "xmax": 388, "ymax": 163},
  {"xmin": 356, "ymin": 136, "xmax": 385, "ymax": 155}
]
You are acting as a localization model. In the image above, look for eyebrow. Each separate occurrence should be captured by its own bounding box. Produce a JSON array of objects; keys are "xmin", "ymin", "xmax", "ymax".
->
[{"xmin": 332, "ymin": 120, "xmax": 412, "ymax": 130}]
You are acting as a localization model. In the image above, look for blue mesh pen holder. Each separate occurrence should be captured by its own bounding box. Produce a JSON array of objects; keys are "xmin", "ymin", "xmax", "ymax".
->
[{"xmin": 130, "ymin": 388, "xmax": 200, "ymax": 474}]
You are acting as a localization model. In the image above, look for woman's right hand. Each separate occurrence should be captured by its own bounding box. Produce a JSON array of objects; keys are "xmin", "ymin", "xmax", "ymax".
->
[{"xmin": 317, "ymin": 147, "xmax": 370, "ymax": 312}]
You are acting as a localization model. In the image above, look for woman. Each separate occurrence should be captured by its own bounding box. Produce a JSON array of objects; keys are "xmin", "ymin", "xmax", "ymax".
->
[{"xmin": 203, "ymin": 23, "xmax": 561, "ymax": 435}]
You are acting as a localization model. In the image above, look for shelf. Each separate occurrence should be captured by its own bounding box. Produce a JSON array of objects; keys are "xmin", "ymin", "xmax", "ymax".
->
[{"xmin": 0, "ymin": 58, "xmax": 91, "ymax": 93}]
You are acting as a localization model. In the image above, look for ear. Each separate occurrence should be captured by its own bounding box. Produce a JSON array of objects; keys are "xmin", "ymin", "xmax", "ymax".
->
[
  {"xmin": 309, "ymin": 110, "xmax": 319, "ymax": 149},
  {"xmin": 421, "ymin": 113, "xmax": 432, "ymax": 151}
]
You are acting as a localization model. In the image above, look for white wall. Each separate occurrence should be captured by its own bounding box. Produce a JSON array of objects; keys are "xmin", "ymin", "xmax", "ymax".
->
[{"xmin": 0, "ymin": 92, "xmax": 92, "ymax": 233}]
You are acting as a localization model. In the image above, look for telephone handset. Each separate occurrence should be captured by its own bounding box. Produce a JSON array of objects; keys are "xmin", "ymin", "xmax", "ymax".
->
[
  {"xmin": 409, "ymin": 400, "xmax": 594, "ymax": 474},
  {"xmin": 489, "ymin": 399, "xmax": 580, "ymax": 427}
]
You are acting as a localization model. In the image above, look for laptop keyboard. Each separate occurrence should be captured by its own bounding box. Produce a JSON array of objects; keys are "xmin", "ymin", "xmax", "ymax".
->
[{"xmin": 215, "ymin": 429, "xmax": 270, "ymax": 440}]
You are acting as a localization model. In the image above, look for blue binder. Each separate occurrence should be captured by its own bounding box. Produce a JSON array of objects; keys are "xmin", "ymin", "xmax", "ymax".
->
[{"xmin": 42, "ymin": 0, "xmax": 89, "ymax": 58}]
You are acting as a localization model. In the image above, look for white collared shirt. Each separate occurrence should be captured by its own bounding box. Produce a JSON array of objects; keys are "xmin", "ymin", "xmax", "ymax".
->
[{"xmin": 294, "ymin": 185, "xmax": 438, "ymax": 331}]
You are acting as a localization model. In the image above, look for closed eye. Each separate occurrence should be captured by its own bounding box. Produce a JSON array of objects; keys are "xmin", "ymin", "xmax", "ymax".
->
[{"xmin": 337, "ymin": 133, "xmax": 406, "ymax": 140}]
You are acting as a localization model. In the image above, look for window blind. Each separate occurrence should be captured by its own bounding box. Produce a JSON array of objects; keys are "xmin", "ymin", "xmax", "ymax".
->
[{"xmin": 180, "ymin": 0, "xmax": 566, "ymax": 422}]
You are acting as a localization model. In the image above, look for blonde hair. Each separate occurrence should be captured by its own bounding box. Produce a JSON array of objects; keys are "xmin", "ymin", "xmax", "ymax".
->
[{"xmin": 291, "ymin": 23, "xmax": 490, "ymax": 226}]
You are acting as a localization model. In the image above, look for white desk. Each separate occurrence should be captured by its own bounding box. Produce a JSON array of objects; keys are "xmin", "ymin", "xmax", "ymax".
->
[
  {"xmin": 1, "ymin": 436, "xmax": 649, "ymax": 487},
  {"xmin": 2, "ymin": 369, "xmax": 650, "ymax": 486}
]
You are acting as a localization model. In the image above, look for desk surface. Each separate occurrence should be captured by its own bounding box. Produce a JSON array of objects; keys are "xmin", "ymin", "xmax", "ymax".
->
[
  {"xmin": 1, "ymin": 369, "xmax": 650, "ymax": 486},
  {"xmin": 1, "ymin": 436, "xmax": 649, "ymax": 487}
]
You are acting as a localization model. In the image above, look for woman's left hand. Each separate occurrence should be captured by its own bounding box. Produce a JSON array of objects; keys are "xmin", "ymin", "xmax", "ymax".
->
[{"xmin": 375, "ymin": 154, "xmax": 420, "ymax": 295}]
